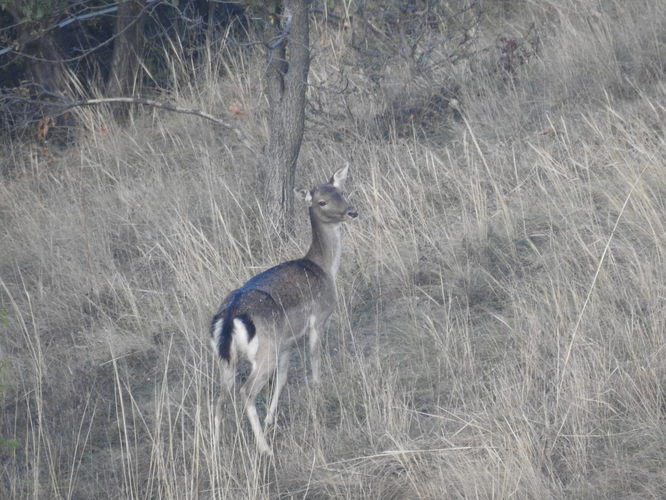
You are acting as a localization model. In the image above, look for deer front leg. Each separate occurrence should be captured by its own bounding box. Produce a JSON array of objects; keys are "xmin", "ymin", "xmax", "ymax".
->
[{"xmin": 308, "ymin": 321, "xmax": 321, "ymax": 385}]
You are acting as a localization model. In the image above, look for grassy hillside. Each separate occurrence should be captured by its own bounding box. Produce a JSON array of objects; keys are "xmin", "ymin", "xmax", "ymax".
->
[{"xmin": 2, "ymin": 0, "xmax": 666, "ymax": 497}]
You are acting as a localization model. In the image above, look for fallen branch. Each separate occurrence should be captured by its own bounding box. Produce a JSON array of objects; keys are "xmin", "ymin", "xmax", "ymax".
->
[{"xmin": 66, "ymin": 96, "xmax": 256, "ymax": 153}]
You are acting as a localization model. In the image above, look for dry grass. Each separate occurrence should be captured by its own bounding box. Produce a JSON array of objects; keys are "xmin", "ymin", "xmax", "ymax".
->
[{"xmin": 2, "ymin": 0, "xmax": 666, "ymax": 498}]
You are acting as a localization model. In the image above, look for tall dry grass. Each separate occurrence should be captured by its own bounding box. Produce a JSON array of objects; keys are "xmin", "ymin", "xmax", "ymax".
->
[{"xmin": 2, "ymin": 0, "xmax": 666, "ymax": 497}]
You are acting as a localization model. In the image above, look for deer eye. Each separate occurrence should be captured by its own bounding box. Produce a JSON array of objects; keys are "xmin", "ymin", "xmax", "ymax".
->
[{"xmin": 318, "ymin": 200, "xmax": 327, "ymax": 207}]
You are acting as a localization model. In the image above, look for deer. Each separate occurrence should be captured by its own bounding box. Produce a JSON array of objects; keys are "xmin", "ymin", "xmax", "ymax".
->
[{"xmin": 210, "ymin": 166, "xmax": 357, "ymax": 456}]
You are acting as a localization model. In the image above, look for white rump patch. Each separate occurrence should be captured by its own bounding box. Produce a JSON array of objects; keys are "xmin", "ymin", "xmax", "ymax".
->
[
  {"xmin": 234, "ymin": 317, "xmax": 259, "ymax": 363},
  {"xmin": 211, "ymin": 318, "xmax": 223, "ymax": 353}
]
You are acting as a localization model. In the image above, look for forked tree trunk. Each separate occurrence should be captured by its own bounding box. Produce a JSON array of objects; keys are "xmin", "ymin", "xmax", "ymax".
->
[
  {"xmin": 107, "ymin": 0, "xmax": 145, "ymax": 110},
  {"xmin": 262, "ymin": 0, "xmax": 310, "ymax": 230}
]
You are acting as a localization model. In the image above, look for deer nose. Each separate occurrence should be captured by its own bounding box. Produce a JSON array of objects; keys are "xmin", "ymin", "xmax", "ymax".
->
[{"xmin": 347, "ymin": 208, "xmax": 358, "ymax": 219}]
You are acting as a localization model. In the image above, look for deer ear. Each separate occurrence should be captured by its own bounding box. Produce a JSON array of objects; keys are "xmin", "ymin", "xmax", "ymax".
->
[
  {"xmin": 329, "ymin": 165, "xmax": 349, "ymax": 189},
  {"xmin": 294, "ymin": 187, "xmax": 312, "ymax": 206}
]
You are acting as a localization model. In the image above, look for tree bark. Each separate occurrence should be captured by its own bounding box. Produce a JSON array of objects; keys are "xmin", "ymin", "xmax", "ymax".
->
[
  {"xmin": 24, "ymin": 33, "xmax": 68, "ymax": 94},
  {"xmin": 262, "ymin": 0, "xmax": 310, "ymax": 231},
  {"xmin": 4, "ymin": 4, "xmax": 68, "ymax": 94},
  {"xmin": 107, "ymin": 0, "xmax": 145, "ymax": 101}
]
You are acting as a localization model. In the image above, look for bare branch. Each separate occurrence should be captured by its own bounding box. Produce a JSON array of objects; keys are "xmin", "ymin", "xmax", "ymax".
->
[
  {"xmin": 58, "ymin": 6, "xmax": 120, "ymax": 28},
  {"xmin": 65, "ymin": 97, "xmax": 257, "ymax": 153},
  {"xmin": 1, "ymin": 1, "xmax": 157, "ymax": 65},
  {"xmin": 0, "ymin": 0, "xmax": 202, "ymax": 66}
]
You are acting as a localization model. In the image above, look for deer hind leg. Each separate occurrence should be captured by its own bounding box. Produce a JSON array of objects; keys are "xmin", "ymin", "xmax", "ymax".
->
[
  {"xmin": 265, "ymin": 349, "xmax": 290, "ymax": 427},
  {"xmin": 215, "ymin": 363, "xmax": 235, "ymax": 431},
  {"xmin": 240, "ymin": 352, "xmax": 276, "ymax": 456},
  {"xmin": 214, "ymin": 355, "xmax": 236, "ymax": 442}
]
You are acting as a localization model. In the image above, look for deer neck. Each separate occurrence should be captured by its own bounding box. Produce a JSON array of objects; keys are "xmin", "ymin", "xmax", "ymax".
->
[{"xmin": 305, "ymin": 209, "xmax": 342, "ymax": 279}]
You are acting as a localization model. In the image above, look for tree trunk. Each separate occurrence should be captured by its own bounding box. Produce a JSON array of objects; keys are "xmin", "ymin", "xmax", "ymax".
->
[
  {"xmin": 107, "ymin": 0, "xmax": 145, "ymax": 107},
  {"xmin": 3, "ymin": 3, "xmax": 70, "ymax": 140},
  {"xmin": 262, "ymin": 0, "xmax": 310, "ymax": 231},
  {"xmin": 4, "ymin": 4, "xmax": 68, "ymax": 94},
  {"xmin": 24, "ymin": 33, "xmax": 68, "ymax": 94}
]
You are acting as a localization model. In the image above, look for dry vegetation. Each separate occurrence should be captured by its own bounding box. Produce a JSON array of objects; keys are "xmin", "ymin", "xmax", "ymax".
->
[{"xmin": 2, "ymin": 0, "xmax": 666, "ymax": 498}]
